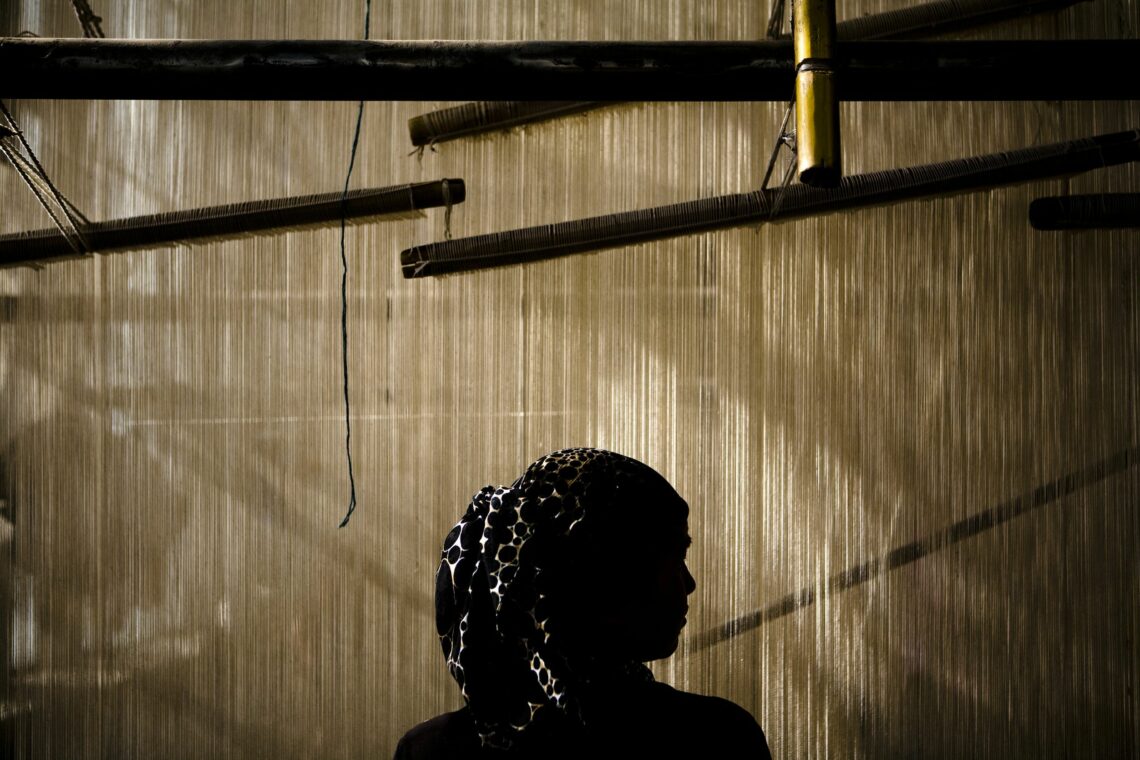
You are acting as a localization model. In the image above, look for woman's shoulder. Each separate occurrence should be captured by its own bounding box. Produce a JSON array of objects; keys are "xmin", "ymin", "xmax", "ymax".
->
[
  {"xmin": 643, "ymin": 682, "xmax": 773, "ymax": 758},
  {"xmin": 393, "ymin": 708, "xmax": 480, "ymax": 759},
  {"xmin": 394, "ymin": 688, "xmax": 772, "ymax": 759},
  {"xmin": 647, "ymin": 680, "xmax": 755, "ymax": 717}
]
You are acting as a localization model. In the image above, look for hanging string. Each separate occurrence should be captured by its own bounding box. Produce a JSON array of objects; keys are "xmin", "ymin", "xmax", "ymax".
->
[
  {"xmin": 442, "ymin": 178, "xmax": 454, "ymax": 240},
  {"xmin": 337, "ymin": 0, "xmax": 373, "ymax": 529}
]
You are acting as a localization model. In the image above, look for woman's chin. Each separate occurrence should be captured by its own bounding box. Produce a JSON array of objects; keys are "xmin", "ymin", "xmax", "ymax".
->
[{"xmin": 639, "ymin": 632, "xmax": 682, "ymax": 662}]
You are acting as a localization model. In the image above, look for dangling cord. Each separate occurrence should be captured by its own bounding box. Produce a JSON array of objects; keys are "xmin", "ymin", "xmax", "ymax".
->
[
  {"xmin": 337, "ymin": 0, "xmax": 373, "ymax": 528},
  {"xmin": 442, "ymin": 178, "xmax": 454, "ymax": 240}
]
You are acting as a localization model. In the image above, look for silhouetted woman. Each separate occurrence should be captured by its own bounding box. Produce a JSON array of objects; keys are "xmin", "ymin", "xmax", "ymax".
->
[{"xmin": 395, "ymin": 448, "xmax": 772, "ymax": 758}]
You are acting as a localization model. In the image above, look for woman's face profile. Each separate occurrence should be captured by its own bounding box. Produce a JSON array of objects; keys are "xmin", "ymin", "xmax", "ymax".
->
[
  {"xmin": 616, "ymin": 519, "xmax": 695, "ymax": 661},
  {"xmin": 560, "ymin": 513, "xmax": 696, "ymax": 663}
]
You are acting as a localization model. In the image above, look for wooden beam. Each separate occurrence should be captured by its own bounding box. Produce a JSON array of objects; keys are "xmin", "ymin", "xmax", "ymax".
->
[{"xmin": 2, "ymin": 38, "xmax": 1138, "ymax": 101}]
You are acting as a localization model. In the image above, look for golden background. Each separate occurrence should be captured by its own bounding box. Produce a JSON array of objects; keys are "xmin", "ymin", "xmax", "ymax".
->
[{"xmin": 1, "ymin": 1, "xmax": 1137, "ymax": 757}]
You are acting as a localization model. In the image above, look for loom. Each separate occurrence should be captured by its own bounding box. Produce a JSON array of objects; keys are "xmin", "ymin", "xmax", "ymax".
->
[
  {"xmin": 400, "ymin": 130, "xmax": 1140, "ymax": 277},
  {"xmin": 2, "ymin": 1, "xmax": 1137, "ymax": 758}
]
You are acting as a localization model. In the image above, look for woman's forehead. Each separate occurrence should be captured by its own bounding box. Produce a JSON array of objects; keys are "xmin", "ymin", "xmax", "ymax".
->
[{"xmin": 599, "ymin": 511, "xmax": 690, "ymax": 545}]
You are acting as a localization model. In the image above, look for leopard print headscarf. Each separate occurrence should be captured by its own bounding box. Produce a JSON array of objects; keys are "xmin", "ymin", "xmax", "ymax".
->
[{"xmin": 435, "ymin": 448, "xmax": 686, "ymax": 750}]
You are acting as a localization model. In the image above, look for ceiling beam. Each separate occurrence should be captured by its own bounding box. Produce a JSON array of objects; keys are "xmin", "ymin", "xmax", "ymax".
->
[{"xmin": 2, "ymin": 38, "xmax": 1138, "ymax": 101}]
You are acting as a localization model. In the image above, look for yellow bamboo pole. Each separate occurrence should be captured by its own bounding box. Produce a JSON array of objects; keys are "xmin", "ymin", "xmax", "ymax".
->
[{"xmin": 794, "ymin": 0, "xmax": 842, "ymax": 188}]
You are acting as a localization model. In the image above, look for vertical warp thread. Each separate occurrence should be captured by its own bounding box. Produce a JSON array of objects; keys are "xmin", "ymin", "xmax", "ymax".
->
[{"xmin": 337, "ymin": 0, "xmax": 373, "ymax": 528}]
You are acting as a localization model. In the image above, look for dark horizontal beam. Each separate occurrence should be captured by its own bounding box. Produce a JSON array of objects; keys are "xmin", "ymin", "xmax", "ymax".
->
[
  {"xmin": 0, "ymin": 179, "xmax": 463, "ymax": 267},
  {"xmin": 409, "ymin": 101, "xmax": 608, "ymax": 147},
  {"xmin": 2, "ymin": 38, "xmax": 1138, "ymax": 101}
]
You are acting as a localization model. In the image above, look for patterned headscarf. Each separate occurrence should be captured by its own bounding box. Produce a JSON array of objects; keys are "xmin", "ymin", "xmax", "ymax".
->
[{"xmin": 435, "ymin": 448, "xmax": 687, "ymax": 750}]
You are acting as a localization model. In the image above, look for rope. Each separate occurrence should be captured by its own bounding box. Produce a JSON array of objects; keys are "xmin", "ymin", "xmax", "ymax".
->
[
  {"xmin": 0, "ymin": 144, "xmax": 85, "ymax": 256},
  {"xmin": 0, "ymin": 100, "xmax": 89, "ymax": 255},
  {"xmin": 337, "ymin": 0, "xmax": 373, "ymax": 528},
  {"xmin": 766, "ymin": 0, "xmax": 788, "ymax": 39},
  {"xmin": 70, "ymin": 0, "xmax": 106, "ymax": 38},
  {"xmin": 759, "ymin": 101, "xmax": 798, "ymax": 218}
]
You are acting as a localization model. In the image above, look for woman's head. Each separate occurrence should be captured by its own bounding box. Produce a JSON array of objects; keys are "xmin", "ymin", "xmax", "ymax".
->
[
  {"xmin": 434, "ymin": 448, "xmax": 694, "ymax": 748},
  {"xmin": 539, "ymin": 454, "xmax": 694, "ymax": 663}
]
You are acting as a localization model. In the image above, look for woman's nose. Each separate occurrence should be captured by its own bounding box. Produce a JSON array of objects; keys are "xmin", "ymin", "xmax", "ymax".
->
[{"xmin": 683, "ymin": 564, "xmax": 696, "ymax": 595}]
